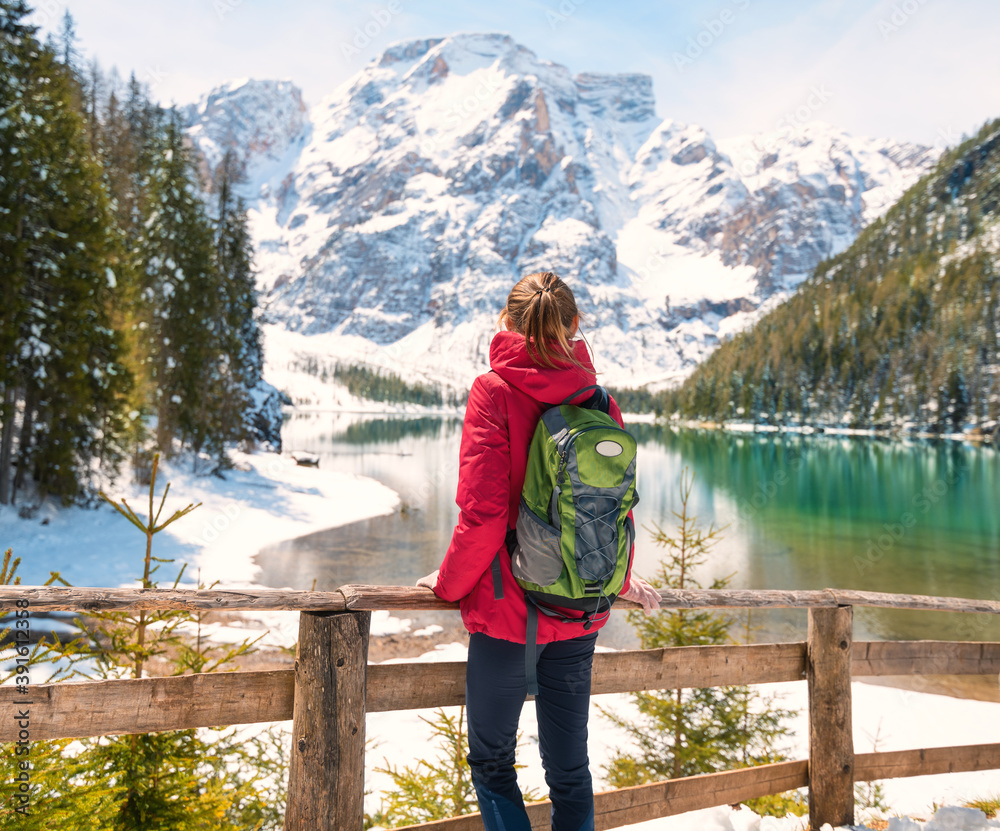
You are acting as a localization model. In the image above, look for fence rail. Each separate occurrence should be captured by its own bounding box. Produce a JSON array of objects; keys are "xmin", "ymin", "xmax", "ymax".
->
[
  {"xmin": 3, "ymin": 584, "xmax": 1000, "ymax": 830},
  {"xmin": 6, "ymin": 583, "xmax": 1000, "ymax": 614}
]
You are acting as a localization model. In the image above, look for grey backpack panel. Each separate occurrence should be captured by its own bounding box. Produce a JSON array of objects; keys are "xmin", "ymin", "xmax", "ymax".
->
[{"xmin": 512, "ymin": 498, "xmax": 564, "ymax": 587}]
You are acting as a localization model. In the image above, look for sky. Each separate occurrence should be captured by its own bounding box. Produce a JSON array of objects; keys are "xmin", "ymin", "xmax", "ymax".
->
[{"xmin": 28, "ymin": 0, "xmax": 1000, "ymax": 148}]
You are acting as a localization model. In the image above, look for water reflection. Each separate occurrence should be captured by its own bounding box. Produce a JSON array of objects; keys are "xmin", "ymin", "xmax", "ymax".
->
[
  {"xmin": 255, "ymin": 415, "xmax": 1000, "ymax": 645},
  {"xmin": 335, "ymin": 416, "xmax": 457, "ymax": 445}
]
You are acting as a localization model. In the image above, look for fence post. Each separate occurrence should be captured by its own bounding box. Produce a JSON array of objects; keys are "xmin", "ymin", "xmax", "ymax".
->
[
  {"xmin": 807, "ymin": 605, "xmax": 854, "ymax": 830},
  {"xmin": 284, "ymin": 610, "xmax": 371, "ymax": 831}
]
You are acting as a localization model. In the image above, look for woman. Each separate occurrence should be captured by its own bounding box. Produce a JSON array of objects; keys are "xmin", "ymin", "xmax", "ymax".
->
[{"xmin": 416, "ymin": 271, "xmax": 660, "ymax": 831}]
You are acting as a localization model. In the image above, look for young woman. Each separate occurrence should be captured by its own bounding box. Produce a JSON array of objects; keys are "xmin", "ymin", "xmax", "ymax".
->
[{"xmin": 416, "ymin": 271, "xmax": 660, "ymax": 831}]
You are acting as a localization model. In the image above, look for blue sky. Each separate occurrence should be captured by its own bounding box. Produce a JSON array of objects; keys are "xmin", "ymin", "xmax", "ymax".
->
[{"xmin": 30, "ymin": 0, "xmax": 1000, "ymax": 147}]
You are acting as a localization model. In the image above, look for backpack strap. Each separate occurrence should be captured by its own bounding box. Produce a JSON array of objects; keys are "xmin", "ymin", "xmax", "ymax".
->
[
  {"xmin": 525, "ymin": 600, "xmax": 540, "ymax": 697},
  {"xmin": 499, "ymin": 532, "xmax": 541, "ymax": 696},
  {"xmin": 562, "ymin": 384, "xmax": 610, "ymax": 413},
  {"xmin": 491, "ymin": 527, "xmax": 519, "ymax": 600},
  {"xmin": 490, "ymin": 552, "xmax": 504, "ymax": 600}
]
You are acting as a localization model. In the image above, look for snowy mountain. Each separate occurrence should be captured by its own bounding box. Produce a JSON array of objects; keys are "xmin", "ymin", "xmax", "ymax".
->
[
  {"xmin": 182, "ymin": 78, "xmax": 309, "ymax": 188},
  {"xmin": 182, "ymin": 34, "xmax": 937, "ymax": 390}
]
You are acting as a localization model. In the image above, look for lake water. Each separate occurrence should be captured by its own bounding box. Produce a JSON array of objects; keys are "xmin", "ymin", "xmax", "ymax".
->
[{"xmin": 255, "ymin": 413, "xmax": 1000, "ymax": 648}]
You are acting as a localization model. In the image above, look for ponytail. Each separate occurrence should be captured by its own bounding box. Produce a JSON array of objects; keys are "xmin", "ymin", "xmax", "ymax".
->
[{"xmin": 497, "ymin": 271, "xmax": 591, "ymax": 372}]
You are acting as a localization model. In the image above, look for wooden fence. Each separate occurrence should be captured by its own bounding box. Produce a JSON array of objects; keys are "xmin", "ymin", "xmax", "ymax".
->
[{"xmin": 4, "ymin": 584, "xmax": 1000, "ymax": 830}]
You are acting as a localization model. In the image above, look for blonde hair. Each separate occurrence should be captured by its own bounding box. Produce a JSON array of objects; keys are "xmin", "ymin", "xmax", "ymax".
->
[{"xmin": 497, "ymin": 271, "xmax": 590, "ymax": 372}]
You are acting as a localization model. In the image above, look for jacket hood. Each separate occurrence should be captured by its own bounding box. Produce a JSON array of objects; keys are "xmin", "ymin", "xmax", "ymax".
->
[{"xmin": 489, "ymin": 330, "xmax": 596, "ymax": 404}]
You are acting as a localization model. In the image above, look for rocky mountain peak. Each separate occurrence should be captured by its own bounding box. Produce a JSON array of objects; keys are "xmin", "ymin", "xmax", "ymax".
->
[
  {"xmin": 181, "ymin": 35, "xmax": 937, "ymax": 390},
  {"xmin": 183, "ymin": 78, "xmax": 309, "ymax": 187}
]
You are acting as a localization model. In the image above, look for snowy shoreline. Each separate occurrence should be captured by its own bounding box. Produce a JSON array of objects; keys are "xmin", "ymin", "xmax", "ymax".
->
[{"xmin": 0, "ymin": 446, "xmax": 399, "ymax": 593}]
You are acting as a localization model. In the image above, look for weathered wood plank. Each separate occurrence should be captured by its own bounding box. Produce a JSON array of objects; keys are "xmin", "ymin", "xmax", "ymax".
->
[
  {"xmin": 0, "ymin": 586, "xmax": 349, "ymax": 613},
  {"xmin": 830, "ymin": 589, "xmax": 1000, "ymax": 616},
  {"xmin": 367, "ymin": 661, "xmax": 465, "ymax": 711},
  {"xmin": 366, "ymin": 639, "xmax": 1000, "ymax": 712},
  {"xmin": 589, "ymin": 642, "xmax": 807, "ymax": 692},
  {"xmin": 591, "ymin": 760, "xmax": 809, "ymax": 829},
  {"xmin": 338, "ymin": 585, "xmax": 1000, "ymax": 615},
  {"xmin": 0, "ymin": 670, "xmax": 294, "ymax": 741},
  {"xmin": 367, "ymin": 644, "xmax": 808, "ymax": 712},
  {"xmin": 0, "ymin": 644, "xmax": 805, "ymax": 741},
  {"xmin": 395, "ymin": 742, "xmax": 1000, "ymax": 831},
  {"xmin": 807, "ymin": 606, "xmax": 855, "ymax": 830},
  {"xmin": 338, "ymin": 584, "xmax": 839, "ymax": 612},
  {"xmin": 855, "ymin": 743, "xmax": 1000, "ymax": 780},
  {"xmin": 0, "ymin": 644, "xmax": 804, "ymax": 741},
  {"xmin": 14, "ymin": 638, "xmax": 1000, "ymax": 741},
  {"xmin": 853, "ymin": 640, "xmax": 1000, "ymax": 676},
  {"xmin": 395, "ymin": 760, "xmax": 810, "ymax": 831},
  {"xmin": 285, "ymin": 611, "xmax": 370, "ymax": 831}
]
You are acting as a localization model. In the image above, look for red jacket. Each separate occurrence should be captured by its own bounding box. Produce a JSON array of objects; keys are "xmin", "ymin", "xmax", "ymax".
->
[{"xmin": 433, "ymin": 330, "xmax": 632, "ymax": 644}]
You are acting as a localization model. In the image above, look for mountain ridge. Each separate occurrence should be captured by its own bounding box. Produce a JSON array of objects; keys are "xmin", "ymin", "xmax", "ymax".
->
[
  {"xmin": 665, "ymin": 117, "xmax": 1000, "ymax": 435},
  {"xmin": 180, "ymin": 32, "xmax": 939, "ymax": 391}
]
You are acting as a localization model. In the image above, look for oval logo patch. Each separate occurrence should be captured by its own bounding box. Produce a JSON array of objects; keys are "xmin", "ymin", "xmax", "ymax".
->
[{"xmin": 595, "ymin": 440, "xmax": 623, "ymax": 458}]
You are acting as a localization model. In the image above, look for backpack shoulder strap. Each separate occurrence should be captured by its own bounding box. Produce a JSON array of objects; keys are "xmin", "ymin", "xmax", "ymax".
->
[{"xmin": 561, "ymin": 384, "xmax": 610, "ymax": 413}]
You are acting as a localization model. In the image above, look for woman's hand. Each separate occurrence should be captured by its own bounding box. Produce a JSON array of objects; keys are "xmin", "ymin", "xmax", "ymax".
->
[
  {"xmin": 416, "ymin": 570, "xmax": 440, "ymax": 592},
  {"xmin": 620, "ymin": 576, "xmax": 660, "ymax": 615}
]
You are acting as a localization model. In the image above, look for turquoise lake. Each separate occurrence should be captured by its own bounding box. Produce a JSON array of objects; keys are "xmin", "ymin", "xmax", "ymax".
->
[{"xmin": 255, "ymin": 413, "xmax": 1000, "ymax": 648}]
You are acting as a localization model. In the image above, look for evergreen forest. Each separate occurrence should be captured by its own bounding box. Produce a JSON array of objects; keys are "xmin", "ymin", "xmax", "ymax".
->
[{"xmin": 1, "ymin": 2, "xmax": 267, "ymax": 507}]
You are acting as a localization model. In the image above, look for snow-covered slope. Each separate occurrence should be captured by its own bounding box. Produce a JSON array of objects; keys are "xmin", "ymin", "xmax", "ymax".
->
[{"xmin": 182, "ymin": 34, "xmax": 937, "ymax": 391}]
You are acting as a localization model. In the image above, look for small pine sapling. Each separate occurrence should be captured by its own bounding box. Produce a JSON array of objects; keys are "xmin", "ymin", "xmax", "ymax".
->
[
  {"xmin": 366, "ymin": 706, "xmax": 541, "ymax": 827},
  {"xmin": 2, "ymin": 454, "xmax": 289, "ymax": 829},
  {"xmin": 855, "ymin": 723, "xmax": 890, "ymax": 822},
  {"xmin": 600, "ymin": 468, "xmax": 799, "ymax": 796},
  {"xmin": 0, "ymin": 549, "xmax": 113, "ymax": 829}
]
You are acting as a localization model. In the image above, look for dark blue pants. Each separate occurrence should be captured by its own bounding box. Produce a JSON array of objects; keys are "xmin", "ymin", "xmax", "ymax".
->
[{"xmin": 466, "ymin": 630, "xmax": 598, "ymax": 831}]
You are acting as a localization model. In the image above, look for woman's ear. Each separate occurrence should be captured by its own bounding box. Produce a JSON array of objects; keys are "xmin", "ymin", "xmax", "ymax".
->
[{"xmin": 570, "ymin": 314, "xmax": 580, "ymax": 338}]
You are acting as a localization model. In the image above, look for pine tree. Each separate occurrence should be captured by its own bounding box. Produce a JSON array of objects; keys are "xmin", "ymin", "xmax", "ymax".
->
[
  {"xmin": 57, "ymin": 9, "xmax": 79, "ymax": 71},
  {"xmin": 209, "ymin": 147, "xmax": 262, "ymax": 461},
  {"xmin": 0, "ymin": 8, "xmax": 131, "ymax": 505},
  {"xmin": 0, "ymin": 0, "xmax": 38, "ymax": 504},
  {"xmin": 73, "ymin": 457, "xmax": 287, "ymax": 829},
  {"xmin": 601, "ymin": 469, "xmax": 801, "ymax": 811},
  {"xmin": 82, "ymin": 55, "xmax": 106, "ymax": 152},
  {"xmin": 138, "ymin": 108, "xmax": 222, "ymax": 459},
  {"xmin": 3, "ymin": 2, "xmax": 270, "ymax": 502},
  {"xmin": 0, "ymin": 549, "xmax": 111, "ymax": 828},
  {"xmin": 92, "ymin": 69, "xmax": 158, "ymax": 457},
  {"xmin": 23, "ymin": 51, "xmax": 130, "ymax": 501}
]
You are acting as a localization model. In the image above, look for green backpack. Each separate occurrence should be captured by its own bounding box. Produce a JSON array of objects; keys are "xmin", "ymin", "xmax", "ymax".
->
[{"xmin": 492, "ymin": 385, "xmax": 639, "ymax": 694}]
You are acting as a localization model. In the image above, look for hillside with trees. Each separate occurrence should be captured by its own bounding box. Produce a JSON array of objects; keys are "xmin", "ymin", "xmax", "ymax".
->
[{"xmin": 665, "ymin": 118, "xmax": 1000, "ymax": 437}]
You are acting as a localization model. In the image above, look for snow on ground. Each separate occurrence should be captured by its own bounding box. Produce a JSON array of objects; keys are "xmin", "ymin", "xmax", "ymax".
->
[
  {"xmin": 615, "ymin": 804, "xmax": 1000, "ymax": 830},
  {"xmin": 0, "ymin": 447, "xmax": 399, "ymax": 596},
  {"xmin": 615, "ymin": 219, "xmax": 758, "ymax": 307}
]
